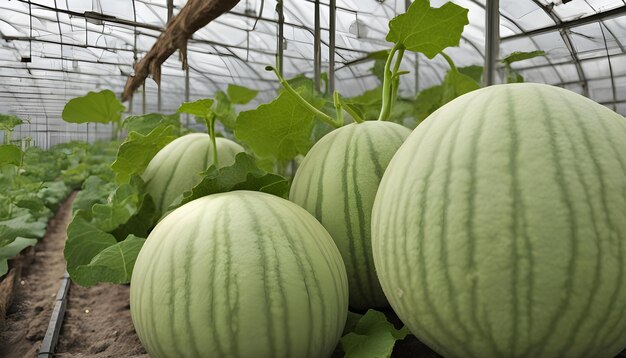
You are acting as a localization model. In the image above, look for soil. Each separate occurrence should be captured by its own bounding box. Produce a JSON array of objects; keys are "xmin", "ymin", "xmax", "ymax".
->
[{"xmin": 0, "ymin": 194, "xmax": 147, "ymax": 358}]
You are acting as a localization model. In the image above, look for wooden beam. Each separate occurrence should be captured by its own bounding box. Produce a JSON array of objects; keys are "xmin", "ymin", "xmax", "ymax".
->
[{"xmin": 122, "ymin": 0, "xmax": 241, "ymax": 101}]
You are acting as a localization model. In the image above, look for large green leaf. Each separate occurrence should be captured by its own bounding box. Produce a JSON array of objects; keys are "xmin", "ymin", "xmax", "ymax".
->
[
  {"xmin": 64, "ymin": 212, "xmax": 118, "ymax": 278},
  {"xmin": 341, "ymin": 310, "xmax": 410, "ymax": 358},
  {"xmin": 178, "ymin": 99, "xmax": 214, "ymax": 118},
  {"xmin": 110, "ymin": 124, "xmax": 178, "ymax": 184},
  {"xmin": 0, "ymin": 237, "xmax": 37, "ymax": 276},
  {"xmin": 62, "ymin": 90, "xmax": 125, "ymax": 124},
  {"xmin": 0, "ymin": 145, "xmax": 23, "ymax": 166},
  {"xmin": 387, "ymin": 0, "xmax": 469, "ymax": 58},
  {"xmin": 235, "ymin": 89, "xmax": 321, "ymax": 161},
  {"xmin": 227, "ymin": 84, "xmax": 258, "ymax": 104},
  {"xmin": 72, "ymin": 234, "xmax": 145, "ymax": 287},
  {"xmin": 0, "ymin": 214, "xmax": 46, "ymax": 247},
  {"xmin": 122, "ymin": 112, "xmax": 181, "ymax": 135},
  {"xmin": 72, "ymin": 176, "xmax": 116, "ymax": 214},
  {"xmin": 214, "ymin": 91, "xmax": 237, "ymax": 130}
]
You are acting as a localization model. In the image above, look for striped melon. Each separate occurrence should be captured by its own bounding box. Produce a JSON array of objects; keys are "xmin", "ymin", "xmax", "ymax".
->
[
  {"xmin": 130, "ymin": 191, "xmax": 348, "ymax": 358},
  {"xmin": 372, "ymin": 83, "xmax": 626, "ymax": 358},
  {"xmin": 290, "ymin": 121, "xmax": 410, "ymax": 309},
  {"xmin": 141, "ymin": 133, "xmax": 244, "ymax": 215}
]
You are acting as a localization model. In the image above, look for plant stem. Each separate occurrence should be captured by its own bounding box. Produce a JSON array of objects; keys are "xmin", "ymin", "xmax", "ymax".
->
[
  {"xmin": 440, "ymin": 51, "xmax": 457, "ymax": 72},
  {"xmin": 378, "ymin": 43, "xmax": 404, "ymax": 121},
  {"xmin": 207, "ymin": 114, "xmax": 219, "ymax": 166},
  {"xmin": 333, "ymin": 91, "xmax": 345, "ymax": 126},
  {"xmin": 265, "ymin": 66, "xmax": 341, "ymax": 128}
]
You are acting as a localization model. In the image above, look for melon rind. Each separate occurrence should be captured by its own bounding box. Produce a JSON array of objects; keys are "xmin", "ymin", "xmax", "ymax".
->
[
  {"xmin": 372, "ymin": 83, "xmax": 626, "ymax": 358},
  {"xmin": 130, "ymin": 191, "xmax": 349, "ymax": 358},
  {"xmin": 290, "ymin": 121, "xmax": 410, "ymax": 309}
]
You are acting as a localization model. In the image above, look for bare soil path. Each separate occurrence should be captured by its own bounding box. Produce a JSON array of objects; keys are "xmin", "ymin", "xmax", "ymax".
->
[{"xmin": 0, "ymin": 193, "xmax": 147, "ymax": 358}]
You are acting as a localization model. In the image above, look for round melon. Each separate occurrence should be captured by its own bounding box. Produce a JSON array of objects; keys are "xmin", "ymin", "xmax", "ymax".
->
[
  {"xmin": 372, "ymin": 83, "xmax": 626, "ymax": 358},
  {"xmin": 130, "ymin": 191, "xmax": 349, "ymax": 358},
  {"xmin": 141, "ymin": 133, "xmax": 244, "ymax": 215},
  {"xmin": 290, "ymin": 121, "xmax": 410, "ymax": 310}
]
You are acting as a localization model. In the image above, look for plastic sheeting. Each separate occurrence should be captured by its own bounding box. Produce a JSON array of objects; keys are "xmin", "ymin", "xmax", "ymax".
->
[{"xmin": 0, "ymin": 0, "xmax": 625, "ymax": 147}]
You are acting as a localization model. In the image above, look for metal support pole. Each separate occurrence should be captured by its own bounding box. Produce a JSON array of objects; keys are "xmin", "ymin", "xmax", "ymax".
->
[
  {"xmin": 167, "ymin": 0, "xmax": 174, "ymax": 22},
  {"xmin": 484, "ymin": 0, "xmax": 500, "ymax": 86},
  {"xmin": 277, "ymin": 0, "xmax": 285, "ymax": 77},
  {"xmin": 142, "ymin": 82, "xmax": 147, "ymax": 114},
  {"xmin": 314, "ymin": 0, "xmax": 321, "ymax": 92},
  {"xmin": 185, "ymin": 66, "xmax": 190, "ymax": 127},
  {"xmin": 328, "ymin": 0, "xmax": 336, "ymax": 94},
  {"xmin": 158, "ymin": 84, "xmax": 162, "ymax": 112}
]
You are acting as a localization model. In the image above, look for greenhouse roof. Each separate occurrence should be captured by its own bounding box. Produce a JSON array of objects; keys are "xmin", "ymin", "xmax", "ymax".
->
[{"xmin": 1, "ymin": 0, "xmax": 625, "ymax": 147}]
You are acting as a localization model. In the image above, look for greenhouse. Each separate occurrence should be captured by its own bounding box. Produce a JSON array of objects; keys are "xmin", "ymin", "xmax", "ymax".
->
[{"xmin": 1, "ymin": 0, "xmax": 625, "ymax": 357}]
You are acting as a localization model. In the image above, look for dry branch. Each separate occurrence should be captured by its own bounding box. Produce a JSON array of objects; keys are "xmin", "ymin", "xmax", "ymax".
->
[{"xmin": 122, "ymin": 0, "xmax": 241, "ymax": 101}]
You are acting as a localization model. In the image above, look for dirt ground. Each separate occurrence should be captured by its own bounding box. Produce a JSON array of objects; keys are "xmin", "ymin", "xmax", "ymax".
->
[{"xmin": 0, "ymin": 194, "xmax": 146, "ymax": 358}]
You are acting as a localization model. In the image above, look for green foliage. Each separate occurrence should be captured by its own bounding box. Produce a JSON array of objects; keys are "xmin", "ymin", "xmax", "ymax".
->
[
  {"xmin": 110, "ymin": 124, "xmax": 179, "ymax": 184},
  {"xmin": 0, "ymin": 145, "xmax": 22, "ymax": 166},
  {"xmin": 227, "ymin": 84, "xmax": 258, "ymax": 104},
  {"xmin": 122, "ymin": 113, "xmax": 181, "ymax": 135},
  {"xmin": 0, "ymin": 114, "xmax": 24, "ymax": 132},
  {"xmin": 501, "ymin": 50, "xmax": 545, "ymax": 84},
  {"xmin": 235, "ymin": 89, "xmax": 323, "ymax": 161},
  {"xmin": 341, "ymin": 310, "xmax": 410, "ymax": 358},
  {"xmin": 0, "ymin": 214, "xmax": 47, "ymax": 247},
  {"xmin": 172, "ymin": 152, "xmax": 289, "ymax": 209},
  {"xmin": 178, "ymin": 99, "xmax": 215, "ymax": 119},
  {"xmin": 501, "ymin": 50, "xmax": 545, "ymax": 65},
  {"xmin": 71, "ymin": 234, "xmax": 145, "ymax": 287},
  {"xmin": 62, "ymin": 90, "xmax": 125, "ymax": 124},
  {"xmin": 387, "ymin": 0, "xmax": 469, "ymax": 58},
  {"xmin": 0, "ymin": 237, "xmax": 37, "ymax": 276}
]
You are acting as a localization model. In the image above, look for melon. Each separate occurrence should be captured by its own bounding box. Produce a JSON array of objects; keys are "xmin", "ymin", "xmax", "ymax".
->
[
  {"xmin": 130, "ymin": 191, "xmax": 348, "ymax": 358},
  {"xmin": 290, "ymin": 121, "xmax": 410, "ymax": 309},
  {"xmin": 372, "ymin": 83, "xmax": 626, "ymax": 357},
  {"xmin": 141, "ymin": 133, "xmax": 244, "ymax": 215}
]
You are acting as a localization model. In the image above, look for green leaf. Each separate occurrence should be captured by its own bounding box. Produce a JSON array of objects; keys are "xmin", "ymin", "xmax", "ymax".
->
[
  {"xmin": 110, "ymin": 124, "xmax": 178, "ymax": 184},
  {"xmin": 387, "ymin": 0, "xmax": 469, "ymax": 59},
  {"xmin": 172, "ymin": 152, "xmax": 289, "ymax": 209},
  {"xmin": 501, "ymin": 50, "xmax": 545, "ymax": 65},
  {"xmin": 62, "ymin": 90, "xmax": 125, "ymax": 124},
  {"xmin": 72, "ymin": 176, "xmax": 116, "ymax": 213},
  {"xmin": 0, "ymin": 114, "xmax": 24, "ymax": 132},
  {"xmin": 235, "ymin": 89, "xmax": 321, "ymax": 161},
  {"xmin": 72, "ymin": 234, "xmax": 145, "ymax": 287},
  {"xmin": 0, "ymin": 145, "xmax": 23, "ymax": 166},
  {"xmin": 441, "ymin": 68, "xmax": 481, "ymax": 104},
  {"xmin": 214, "ymin": 91, "xmax": 237, "ymax": 130},
  {"xmin": 0, "ymin": 237, "xmax": 37, "ymax": 276},
  {"xmin": 178, "ymin": 99, "xmax": 215, "ymax": 118},
  {"xmin": 366, "ymin": 50, "xmax": 391, "ymax": 60},
  {"xmin": 227, "ymin": 84, "xmax": 258, "ymax": 104},
  {"xmin": 64, "ymin": 212, "xmax": 118, "ymax": 279},
  {"xmin": 0, "ymin": 214, "xmax": 46, "ymax": 247},
  {"xmin": 341, "ymin": 310, "xmax": 410, "ymax": 358},
  {"xmin": 458, "ymin": 65, "xmax": 484, "ymax": 83},
  {"xmin": 122, "ymin": 112, "xmax": 181, "ymax": 135}
]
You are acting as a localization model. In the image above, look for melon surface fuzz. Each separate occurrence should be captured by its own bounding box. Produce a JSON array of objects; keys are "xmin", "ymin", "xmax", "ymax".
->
[
  {"xmin": 130, "ymin": 191, "xmax": 349, "ymax": 358},
  {"xmin": 290, "ymin": 121, "xmax": 410, "ymax": 310},
  {"xmin": 372, "ymin": 83, "xmax": 626, "ymax": 358},
  {"xmin": 141, "ymin": 133, "xmax": 244, "ymax": 215}
]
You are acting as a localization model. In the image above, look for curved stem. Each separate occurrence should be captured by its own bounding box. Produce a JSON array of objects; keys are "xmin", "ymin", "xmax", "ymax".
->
[
  {"xmin": 333, "ymin": 91, "xmax": 344, "ymax": 126},
  {"xmin": 378, "ymin": 43, "xmax": 404, "ymax": 121},
  {"xmin": 440, "ymin": 51, "xmax": 457, "ymax": 72},
  {"xmin": 266, "ymin": 66, "xmax": 340, "ymax": 128}
]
